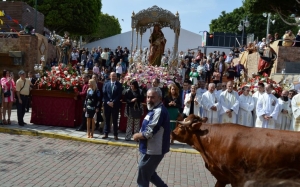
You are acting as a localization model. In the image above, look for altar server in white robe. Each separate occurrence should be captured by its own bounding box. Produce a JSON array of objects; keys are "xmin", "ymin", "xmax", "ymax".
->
[
  {"xmin": 202, "ymin": 83, "xmax": 220, "ymax": 123},
  {"xmin": 291, "ymin": 93, "xmax": 300, "ymax": 131},
  {"xmin": 252, "ymin": 83, "xmax": 265, "ymax": 126},
  {"xmin": 238, "ymin": 86, "xmax": 255, "ymax": 127},
  {"xmin": 183, "ymin": 85, "xmax": 201, "ymax": 117},
  {"xmin": 255, "ymin": 84, "xmax": 280, "ymax": 129},
  {"xmin": 215, "ymin": 82, "xmax": 226, "ymax": 101},
  {"xmin": 219, "ymin": 81, "xmax": 239, "ymax": 123},
  {"xmin": 276, "ymin": 90, "xmax": 292, "ymax": 130},
  {"xmin": 196, "ymin": 81, "xmax": 207, "ymax": 117}
]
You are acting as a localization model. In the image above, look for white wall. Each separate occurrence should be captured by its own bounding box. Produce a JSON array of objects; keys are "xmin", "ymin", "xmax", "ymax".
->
[{"xmin": 83, "ymin": 28, "xmax": 202, "ymax": 53}]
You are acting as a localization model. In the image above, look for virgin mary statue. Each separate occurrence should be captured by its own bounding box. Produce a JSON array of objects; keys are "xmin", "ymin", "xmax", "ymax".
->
[{"xmin": 148, "ymin": 24, "xmax": 167, "ymax": 66}]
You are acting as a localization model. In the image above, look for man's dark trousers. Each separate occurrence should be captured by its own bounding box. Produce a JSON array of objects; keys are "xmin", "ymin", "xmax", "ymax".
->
[{"xmin": 17, "ymin": 95, "xmax": 29, "ymax": 125}]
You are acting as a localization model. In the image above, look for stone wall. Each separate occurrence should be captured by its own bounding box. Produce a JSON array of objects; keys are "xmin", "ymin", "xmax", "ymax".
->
[
  {"xmin": 0, "ymin": 34, "xmax": 57, "ymax": 78},
  {"xmin": 273, "ymin": 46, "xmax": 300, "ymax": 74}
]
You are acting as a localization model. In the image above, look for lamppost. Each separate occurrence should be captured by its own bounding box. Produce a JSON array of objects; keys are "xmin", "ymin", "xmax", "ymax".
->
[
  {"xmin": 263, "ymin": 13, "xmax": 275, "ymax": 42},
  {"xmin": 34, "ymin": 0, "xmax": 37, "ymax": 32},
  {"xmin": 237, "ymin": 17, "xmax": 250, "ymax": 46}
]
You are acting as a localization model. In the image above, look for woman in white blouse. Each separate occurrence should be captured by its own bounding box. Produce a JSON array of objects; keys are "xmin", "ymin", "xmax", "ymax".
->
[{"xmin": 183, "ymin": 85, "xmax": 201, "ymax": 117}]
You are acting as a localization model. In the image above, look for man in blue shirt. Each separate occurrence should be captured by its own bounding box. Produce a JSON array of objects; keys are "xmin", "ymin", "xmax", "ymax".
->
[{"xmin": 133, "ymin": 87, "xmax": 170, "ymax": 187}]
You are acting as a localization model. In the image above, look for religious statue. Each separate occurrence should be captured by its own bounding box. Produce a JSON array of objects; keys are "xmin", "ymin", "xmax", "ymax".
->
[
  {"xmin": 258, "ymin": 44, "xmax": 277, "ymax": 76},
  {"xmin": 57, "ymin": 31, "xmax": 72, "ymax": 64},
  {"xmin": 148, "ymin": 24, "xmax": 167, "ymax": 66}
]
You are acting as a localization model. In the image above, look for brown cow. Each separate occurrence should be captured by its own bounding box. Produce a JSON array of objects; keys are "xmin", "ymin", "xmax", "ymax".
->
[{"xmin": 172, "ymin": 114, "xmax": 300, "ymax": 187}]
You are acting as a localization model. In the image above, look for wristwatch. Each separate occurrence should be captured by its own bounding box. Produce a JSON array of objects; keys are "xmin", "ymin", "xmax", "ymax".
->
[{"xmin": 230, "ymin": 109, "xmax": 233, "ymax": 112}]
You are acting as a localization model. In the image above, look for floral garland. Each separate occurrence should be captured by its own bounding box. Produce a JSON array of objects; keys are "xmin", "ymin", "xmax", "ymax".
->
[
  {"xmin": 121, "ymin": 64, "xmax": 183, "ymax": 93},
  {"xmin": 36, "ymin": 64, "xmax": 83, "ymax": 92},
  {"xmin": 238, "ymin": 73, "xmax": 283, "ymax": 97}
]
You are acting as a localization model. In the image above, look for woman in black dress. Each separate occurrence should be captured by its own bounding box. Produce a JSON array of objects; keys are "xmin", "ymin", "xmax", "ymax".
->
[
  {"xmin": 124, "ymin": 80, "xmax": 144, "ymax": 141},
  {"xmin": 84, "ymin": 79, "xmax": 101, "ymax": 138}
]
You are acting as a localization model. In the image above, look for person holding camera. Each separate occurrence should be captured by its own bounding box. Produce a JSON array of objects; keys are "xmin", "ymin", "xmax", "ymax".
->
[
  {"xmin": 1, "ymin": 70, "xmax": 16, "ymax": 125},
  {"xmin": 16, "ymin": 70, "xmax": 31, "ymax": 126}
]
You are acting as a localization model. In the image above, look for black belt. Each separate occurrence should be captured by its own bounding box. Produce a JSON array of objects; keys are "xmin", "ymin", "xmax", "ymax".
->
[{"xmin": 20, "ymin": 94, "xmax": 29, "ymax": 97}]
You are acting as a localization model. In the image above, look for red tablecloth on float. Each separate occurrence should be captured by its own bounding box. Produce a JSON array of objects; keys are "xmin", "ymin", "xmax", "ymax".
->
[
  {"xmin": 119, "ymin": 102, "xmax": 147, "ymax": 132},
  {"xmin": 30, "ymin": 90, "xmax": 83, "ymax": 127}
]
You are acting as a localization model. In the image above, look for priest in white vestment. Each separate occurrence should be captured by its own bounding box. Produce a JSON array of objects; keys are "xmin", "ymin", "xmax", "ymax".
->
[
  {"xmin": 291, "ymin": 93, "xmax": 300, "ymax": 131},
  {"xmin": 183, "ymin": 85, "xmax": 201, "ymax": 117},
  {"xmin": 238, "ymin": 86, "xmax": 255, "ymax": 127},
  {"xmin": 255, "ymin": 84, "xmax": 280, "ymax": 129},
  {"xmin": 219, "ymin": 81, "xmax": 240, "ymax": 123},
  {"xmin": 276, "ymin": 90, "xmax": 292, "ymax": 130},
  {"xmin": 196, "ymin": 81, "xmax": 207, "ymax": 117},
  {"xmin": 252, "ymin": 82, "xmax": 265, "ymax": 126},
  {"xmin": 215, "ymin": 83, "xmax": 225, "ymax": 101},
  {"xmin": 202, "ymin": 83, "xmax": 220, "ymax": 123}
]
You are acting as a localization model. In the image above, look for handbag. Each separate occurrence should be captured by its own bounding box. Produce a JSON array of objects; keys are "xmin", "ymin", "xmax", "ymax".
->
[{"xmin": 3, "ymin": 90, "xmax": 11, "ymax": 97}]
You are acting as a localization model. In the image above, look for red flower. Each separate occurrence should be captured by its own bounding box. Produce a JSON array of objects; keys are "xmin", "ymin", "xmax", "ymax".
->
[
  {"xmin": 66, "ymin": 84, "xmax": 70, "ymax": 89},
  {"xmin": 59, "ymin": 85, "xmax": 63, "ymax": 90}
]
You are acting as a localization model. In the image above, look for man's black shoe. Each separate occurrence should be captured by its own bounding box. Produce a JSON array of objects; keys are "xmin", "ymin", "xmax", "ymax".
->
[
  {"xmin": 23, "ymin": 122, "xmax": 27, "ymax": 125},
  {"xmin": 19, "ymin": 123, "xmax": 24, "ymax": 126}
]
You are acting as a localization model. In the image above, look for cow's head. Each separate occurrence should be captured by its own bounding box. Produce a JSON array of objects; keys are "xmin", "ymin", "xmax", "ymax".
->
[{"xmin": 172, "ymin": 114, "xmax": 208, "ymax": 144}]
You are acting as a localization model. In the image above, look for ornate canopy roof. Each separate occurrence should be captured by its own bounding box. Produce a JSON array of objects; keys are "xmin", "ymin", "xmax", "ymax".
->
[{"xmin": 131, "ymin": 5, "xmax": 180, "ymax": 34}]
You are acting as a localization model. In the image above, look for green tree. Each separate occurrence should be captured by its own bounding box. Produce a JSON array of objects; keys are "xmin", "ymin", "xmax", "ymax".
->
[
  {"xmin": 243, "ymin": 0, "xmax": 300, "ymax": 26},
  {"xmin": 209, "ymin": 6, "xmax": 298, "ymax": 40},
  {"xmin": 98, "ymin": 13, "xmax": 121, "ymax": 39},
  {"xmin": 80, "ymin": 13, "xmax": 122, "ymax": 43},
  {"xmin": 14, "ymin": 0, "xmax": 102, "ymax": 35}
]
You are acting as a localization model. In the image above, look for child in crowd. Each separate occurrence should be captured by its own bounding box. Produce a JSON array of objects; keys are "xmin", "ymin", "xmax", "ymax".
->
[
  {"xmin": 116, "ymin": 62, "xmax": 123, "ymax": 80},
  {"xmin": 86, "ymin": 57, "xmax": 94, "ymax": 70},
  {"xmin": 93, "ymin": 63, "xmax": 100, "ymax": 75},
  {"xmin": 120, "ymin": 59, "xmax": 127, "ymax": 73},
  {"xmin": 103, "ymin": 68, "xmax": 110, "ymax": 81}
]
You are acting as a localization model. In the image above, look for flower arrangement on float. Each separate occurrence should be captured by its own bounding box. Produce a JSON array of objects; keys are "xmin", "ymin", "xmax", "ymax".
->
[
  {"xmin": 121, "ymin": 63, "xmax": 183, "ymax": 94},
  {"xmin": 35, "ymin": 63, "xmax": 83, "ymax": 92},
  {"xmin": 238, "ymin": 72, "xmax": 283, "ymax": 97}
]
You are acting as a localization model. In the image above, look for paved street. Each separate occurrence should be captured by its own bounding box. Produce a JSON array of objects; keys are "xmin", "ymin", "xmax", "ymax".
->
[{"xmin": 0, "ymin": 133, "xmax": 220, "ymax": 187}]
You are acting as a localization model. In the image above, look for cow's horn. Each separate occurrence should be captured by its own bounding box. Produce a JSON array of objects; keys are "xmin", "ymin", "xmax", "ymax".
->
[{"xmin": 177, "ymin": 120, "xmax": 191, "ymax": 125}]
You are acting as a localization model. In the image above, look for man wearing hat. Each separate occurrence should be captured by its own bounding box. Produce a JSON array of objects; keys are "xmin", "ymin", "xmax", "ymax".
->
[{"xmin": 16, "ymin": 70, "xmax": 32, "ymax": 126}]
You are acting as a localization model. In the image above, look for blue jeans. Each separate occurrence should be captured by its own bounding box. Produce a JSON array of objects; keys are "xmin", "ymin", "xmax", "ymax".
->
[{"xmin": 137, "ymin": 153, "xmax": 168, "ymax": 187}]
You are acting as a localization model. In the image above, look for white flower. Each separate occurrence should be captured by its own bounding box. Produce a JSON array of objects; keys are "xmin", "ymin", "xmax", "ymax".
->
[{"xmin": 64, "ymin": 71, "xmax": 68, "ymax": 75}]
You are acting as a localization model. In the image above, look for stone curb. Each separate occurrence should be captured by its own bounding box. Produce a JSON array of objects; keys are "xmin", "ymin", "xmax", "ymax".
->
[{"xmin": 0, "ymin": 127, "xmax": 199, "ymax": 154}]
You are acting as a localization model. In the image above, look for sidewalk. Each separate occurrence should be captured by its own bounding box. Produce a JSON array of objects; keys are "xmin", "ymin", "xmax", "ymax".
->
[{"xmin": 0, "ymin": 109, "xmax": 198, "ymax": 154}]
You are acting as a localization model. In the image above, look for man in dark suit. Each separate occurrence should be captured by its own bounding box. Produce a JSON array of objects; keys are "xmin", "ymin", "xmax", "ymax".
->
[
  {"xmin": 102, "ymin": 72, "xmax": 123, "ymax": 140},
  {"xmin": 26, "ymin": 71, "xmax": 37, "ymax": 112},
  {"xmin": 179, "ymin": 79, "xmax": 191, "ymax": 114}
]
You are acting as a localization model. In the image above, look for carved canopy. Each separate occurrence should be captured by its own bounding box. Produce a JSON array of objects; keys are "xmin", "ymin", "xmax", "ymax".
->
[{"xmin": 131, "ymin": 5, "xmax": 180, "ymax": 35}]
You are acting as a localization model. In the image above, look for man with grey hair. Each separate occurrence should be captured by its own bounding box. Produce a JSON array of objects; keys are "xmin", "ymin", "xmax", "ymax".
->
[
  {"xmin": 202, "ymin": 83, "xmax": 220, "ymax": 123},
  {"xmin": 276, "ymin": 90, "xmax": 292, "ymax": 130},
  {"xmin": 256, "ymin": 84, "xmax": 280, "ymax": 129},
  {"xmin": 238, "ymin": 86, "xmax": 255, "ymax": 127},
  {"xmin": 16, "ymin": 70, "xmax": 32, "ymax": 126},
  {"xmin": 133, "ymin": 87, "xmax": 170, "ymax": 187}
]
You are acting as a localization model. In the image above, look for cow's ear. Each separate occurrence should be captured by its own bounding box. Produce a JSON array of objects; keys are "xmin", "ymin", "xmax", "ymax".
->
[{"xmin": 191, "ymin": 122, "xmax": 202, "ymax": 131}]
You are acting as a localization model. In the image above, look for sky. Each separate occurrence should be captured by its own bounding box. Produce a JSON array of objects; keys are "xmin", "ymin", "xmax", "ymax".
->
[{"xmin": 101, "ymin": 0, "xmax": 243, "ymax": 34}]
